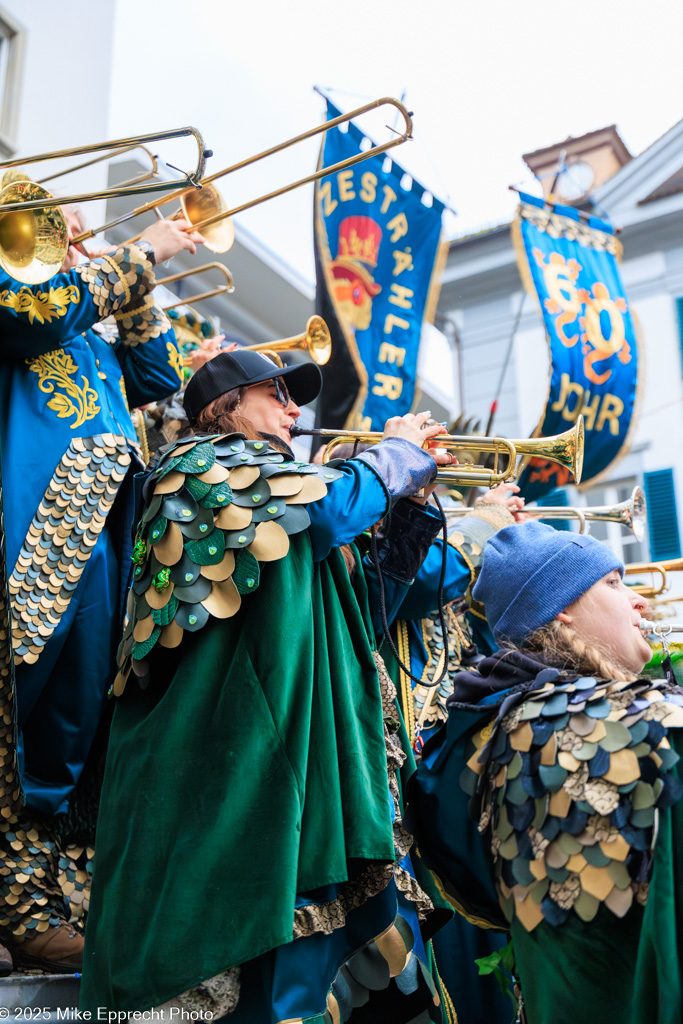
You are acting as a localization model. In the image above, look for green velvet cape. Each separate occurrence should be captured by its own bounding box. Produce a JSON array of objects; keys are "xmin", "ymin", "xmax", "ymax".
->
[{"xmin": 80, "ymin": 535, "xmax": 396, "ymax": 1013}]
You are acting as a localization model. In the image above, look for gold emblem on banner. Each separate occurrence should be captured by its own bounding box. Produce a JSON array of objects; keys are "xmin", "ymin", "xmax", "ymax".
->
[{"xmin": 533, "ymin": 249, "xmax": 632, "ymax": 386}]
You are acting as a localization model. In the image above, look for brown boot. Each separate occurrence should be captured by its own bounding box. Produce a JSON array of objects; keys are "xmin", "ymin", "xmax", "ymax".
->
[
  {"xmin": 0, "ymin": 941, "xmax": 12, "ymax": 976},
  {"xmin": 12, "ymin": 924, "xmax": 83, "ymax": 973}
]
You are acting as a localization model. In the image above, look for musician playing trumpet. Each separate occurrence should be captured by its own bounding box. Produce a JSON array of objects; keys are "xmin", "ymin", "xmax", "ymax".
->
[{"xmin": 78, "ymin": 351, "xmax": 464, "ymax": 1020}]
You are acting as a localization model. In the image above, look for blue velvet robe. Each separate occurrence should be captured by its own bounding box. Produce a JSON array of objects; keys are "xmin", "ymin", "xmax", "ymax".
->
[{"xmin": 0, "ymin": 253, "xmax": 184, "ymax": 815}]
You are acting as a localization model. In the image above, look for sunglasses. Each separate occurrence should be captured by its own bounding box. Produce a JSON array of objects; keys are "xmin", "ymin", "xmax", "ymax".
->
[{"xmin": 242, "ymin": 377, "xmax": 291, "ymax": 408}]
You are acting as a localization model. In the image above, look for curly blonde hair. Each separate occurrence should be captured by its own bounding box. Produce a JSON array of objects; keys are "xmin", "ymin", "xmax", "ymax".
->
[{"xmin": 521, "ymin": 618, "xmax": 636, "ymax": 683}]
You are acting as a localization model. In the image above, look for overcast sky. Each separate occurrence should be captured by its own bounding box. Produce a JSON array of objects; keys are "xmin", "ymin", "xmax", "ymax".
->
[{"xmin": 110, "ymin": 0, "xmax": 683, "ymax": 283}]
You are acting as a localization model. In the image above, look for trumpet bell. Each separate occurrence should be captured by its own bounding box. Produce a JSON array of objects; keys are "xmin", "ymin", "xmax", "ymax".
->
[
  {"xmin": 0, "ymin": 180, "xmax": 68, "ymax": 283},
  {"xmin": 515, "ymin": 417, "xmax": 585, "ymax": 485},
  {"xmin": 243, "ymin": 315, "xmax": 332, "ymax": 368},
  {"xmin": 181, "ymin": 184, "xmax": 234, "ymax": 254},
  {"xmin": 625, "ymin": 486, "xmax": 647, "ymax": 542},
  {"xmin": 305, "ymin": 315, "xmax": 332, "ymax": 366}
]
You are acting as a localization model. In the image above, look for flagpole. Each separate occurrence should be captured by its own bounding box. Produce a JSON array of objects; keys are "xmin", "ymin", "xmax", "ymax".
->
[{"xmin": 464, "ymin": 290, "xmax": 526, "ymax": 507}]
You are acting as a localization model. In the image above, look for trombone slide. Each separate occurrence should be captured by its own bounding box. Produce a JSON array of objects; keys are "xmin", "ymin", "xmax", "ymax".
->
[
  {"xmin": 123, "ymin": 98, "xmax": 413, "ymax": 250},
  {"xmin": 0, "ymin": 128, "xmax": 210, "ymax": 213}
]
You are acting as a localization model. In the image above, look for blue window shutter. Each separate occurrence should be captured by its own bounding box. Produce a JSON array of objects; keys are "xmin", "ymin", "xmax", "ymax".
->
[
  {"xmin": 644, "ymin": 469, "xmax": 681, "ymax": 560},
  {"xmin": 677, "ymin": 297, "xmax": 683, "ymax": 372},
  {"xmin": 536, "ymin": 488, "xmax": 571, "ymax": 531}
]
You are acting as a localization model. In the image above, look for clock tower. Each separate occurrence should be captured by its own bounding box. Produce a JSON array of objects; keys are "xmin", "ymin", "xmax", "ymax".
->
[{"xmin": 522, "ymin": 125, "xmax": 632, "ymax": 203}]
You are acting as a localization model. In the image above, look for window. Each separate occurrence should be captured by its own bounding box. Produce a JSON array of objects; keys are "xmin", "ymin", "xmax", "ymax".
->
[
  {"xmin": 643, "ymin": 468, "xmax": 681, "ymax": 561},
  {"xmin": 677, "ymin": 297, "xmax": 683, "ymax": 374},
  {"xmin": 0, "ymin": 8, "xmax": 25, "ymax": 158},
  {"xmin": 578, "ymin": 477, "xmax": 647, "ymax": 566}
]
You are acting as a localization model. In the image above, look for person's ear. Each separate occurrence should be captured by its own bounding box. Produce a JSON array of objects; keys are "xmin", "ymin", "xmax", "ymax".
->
[{"xmin": 556, "ymin": 611, "xmax": 572, "ymax": 624}]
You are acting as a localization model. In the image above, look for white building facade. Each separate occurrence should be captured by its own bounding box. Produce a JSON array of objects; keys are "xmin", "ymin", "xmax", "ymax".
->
[{"xmin": 437, "ymin": 120, "xmax": 683, "ymax": 589}]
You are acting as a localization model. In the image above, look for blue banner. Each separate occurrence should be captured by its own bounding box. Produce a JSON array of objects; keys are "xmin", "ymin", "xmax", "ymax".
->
[
  {"xmin": 314, "ymin": 100, "xmax": 445, "ymax": 430},
  {"xmin": 515, "ymin": 192, "xmax": 641, "ymax": 501}
]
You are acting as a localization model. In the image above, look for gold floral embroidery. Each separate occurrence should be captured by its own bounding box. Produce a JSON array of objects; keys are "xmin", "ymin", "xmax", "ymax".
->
[
  {"xmin": 0, "ymin": 284, "xmax": 80, "ymax": 324},
  {"xmin": 167, "ymin": 340, "xmax": 184, "ymax": 383},
  {"xmin": 26, "ymin": 349, "xmax": 100, "ymax": 428}
]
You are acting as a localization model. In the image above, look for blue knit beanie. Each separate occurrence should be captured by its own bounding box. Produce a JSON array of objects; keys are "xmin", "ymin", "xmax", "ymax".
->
[{"xmin": 472, "ymin": 521, "xmax": 624, "ymax": 646}]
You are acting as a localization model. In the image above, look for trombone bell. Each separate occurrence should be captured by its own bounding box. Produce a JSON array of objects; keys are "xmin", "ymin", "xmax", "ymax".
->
[
  {"xmin": 181, "ymin": 184, "xmax": 234, "ymax": 254},
  {"xmin": 0, "ymin": 181, "xmax": 68, "ymax": 283}
]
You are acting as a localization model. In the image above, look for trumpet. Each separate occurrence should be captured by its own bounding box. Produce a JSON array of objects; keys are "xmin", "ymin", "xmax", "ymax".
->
[
  {"xmin": 158, "ymin": 263, "xmax": 235, "ymax": 313},
  {"xmin": 179, "ymin": 314, "xmax": 332, "ymax": 370},
  {"xmin": 291, "ymin": 416, "xmax": 584, "ymax": 487},
  {"xmin": 75, "ymin": 97, "xmax": 412, "ymax": 257},
  {"xmin": 447, "ymin": 486, "xmax": 646, "ymax": 539},
  {"xmin": 625, "ymin": 557, "xmax": 683, "ymax": 598},
  {"xmin": 640, "ymin": 619, "xmax": 683, "ymax": 636},
  {"xmin": 0, "ymin": 127, "xmax": 209, "ymax": 285},
  {"xmin": 643, "ymin": 596, "xmax": 683, "ymax": 621},
  {"xmin": 243, "ymin": 316, "xmax": 332, "ymax": 367}
]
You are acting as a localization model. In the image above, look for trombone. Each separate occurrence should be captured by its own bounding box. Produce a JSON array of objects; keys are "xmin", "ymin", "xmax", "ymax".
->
[
  {"xmin": 0, "ymin": 127, "xmax": 210, "ymax": 285},
  {"xmin": 180, "ymin": 315, "xmax": 332, "ymax": 370},
  {"xmin": 291, "ymin": 416, "xmax": 584, "ymax": 487},
  {"xmin": 446, "ymin": 485, "xmax": 646, "ymax": 539},
  {"xmin": 79, "ymin": 97, "xmax": 413, "ymax": 254},
  {"xmin": 0, "ymin": 128, "xmax": 209, "ymax": 209},
  {"xmin": 158, "ymin": 263, "xmax": 235, "ymax": 313},
  {"xmin": 0, "ymin": 99, "xmax": 411, "ymax": 284}
]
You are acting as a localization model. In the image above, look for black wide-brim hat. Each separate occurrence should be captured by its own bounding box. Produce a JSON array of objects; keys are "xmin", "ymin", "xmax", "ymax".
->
[{"xmin": 183, "ymin": 349, "xmax": 323, "ymax": 424}]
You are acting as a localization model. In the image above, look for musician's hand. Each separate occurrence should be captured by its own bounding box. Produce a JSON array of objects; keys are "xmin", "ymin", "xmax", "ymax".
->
[
  {"xmin": 382, "ymin": 413, "xmax": 452, "ymax": 505},
  {"xmin": 189, "ymin": 337, "xmax": 237, "ymax": 372},
  {"xmin": 382, "ymin": 412, "xmax": 449, "ymax": 462},
  {"xmin": 139, "ymin": 218, "xmax": 205, "ymax": 262},
  {"xmin": 189, "ymin": 337, "xmax": 224, "ymax": 372},
  {"xmin": 476, "ymin": 482, "xmax": 527, "ymax": 521}
]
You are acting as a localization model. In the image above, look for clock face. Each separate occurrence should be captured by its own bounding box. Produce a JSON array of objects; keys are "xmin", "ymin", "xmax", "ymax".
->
[{"xmin": 556, "ymin": 160, "xmax": 595, "ymax": 200}]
